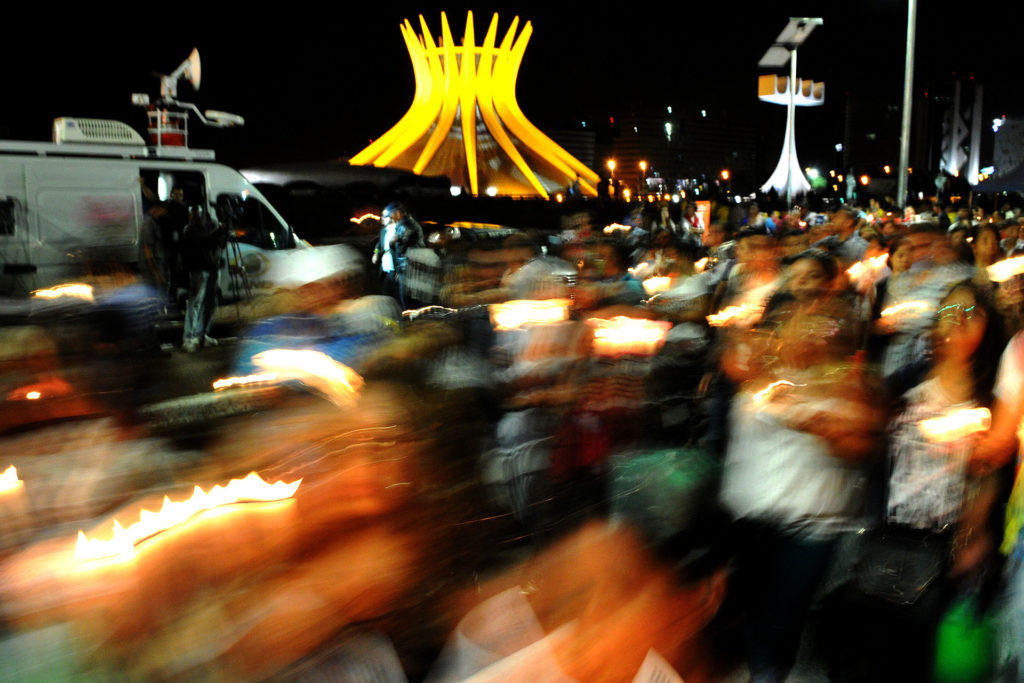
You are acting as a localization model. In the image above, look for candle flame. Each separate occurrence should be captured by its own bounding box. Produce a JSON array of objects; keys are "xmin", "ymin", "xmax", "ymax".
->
[
  {"xmin": 987, "ymin": 255, "xmax": 1024, "ymax": 283},
  {"xmin": 846, "ymin": 254, "xmax": 889, "ymax": 284},
  {"xmin": 707, "ymin": 302, "xmax": 764, "ymax": 327},
  {"xmin": 880, "ymin": 301, "xmax": 932, "ymax": 318},
  {"xmin": 603, "ymin": 223, "xmax": 632, "ymax": 234},
  {"xmin": 587, "ymin": 316, "xmax": 671, "ymax": 356},
  {"xmin": 31, "ymin": 283, "xmax": 94, "ymax": 301},
  {"xmin": 74, "ymin": 472, "xmax": 301, "ymax": 561},
  {"xmin": 642, "ymin": 276, "xmax": 673, "ymax": 296},
  {"xmin": 918, "ymin": 407, "xmax": 991, "ymax": 443},
  {"xmin": 490, "ymin": 299, "xmax": 571, "ymax": 331},
  {"xmin": 250, "ymin": 349, "xmax": 364, "ymax": 406},
  {"xmin": 0, "ymin": 465, "xmax": 22, "ymax": 493},
  {"xmin": 752, "ymin": 380, "xmax": 797, "ymax": 405},
  {"xmin": 212, "ymin": 372, "xmax": 278, "ymax": 391},
  {"xmin": 694, "ymin": 257, "xmax": 709, "ymax": 273}
]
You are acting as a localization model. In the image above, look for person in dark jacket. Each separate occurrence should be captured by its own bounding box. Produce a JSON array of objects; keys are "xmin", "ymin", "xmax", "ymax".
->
[
  {"xmin": 181, "ymin": 205, "xmax": 226, "ymax": 352},
  {"xmin": 372, "ymin": 202, "xmax": 424, "ymax": 309}
]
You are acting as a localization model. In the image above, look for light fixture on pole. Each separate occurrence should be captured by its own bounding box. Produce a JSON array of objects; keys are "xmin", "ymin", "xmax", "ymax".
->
[{"xmin": 757, "ymin": 17, "xmax": 824, "ymax": 209}]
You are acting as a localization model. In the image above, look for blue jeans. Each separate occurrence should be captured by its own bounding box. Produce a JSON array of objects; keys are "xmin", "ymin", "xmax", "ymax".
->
[{"xmin": 184, "ymin": 269, "xmax": 219, "ymax": 344}]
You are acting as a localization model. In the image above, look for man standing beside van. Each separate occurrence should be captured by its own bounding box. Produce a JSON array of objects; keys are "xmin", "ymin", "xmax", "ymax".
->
[
  {"xmin": 180, "ymin": 205, "xmax": 226, "ymax": 352},
  {"xmin": 142, "ymin": 182, "xmax": 189, "ymax": 304}
]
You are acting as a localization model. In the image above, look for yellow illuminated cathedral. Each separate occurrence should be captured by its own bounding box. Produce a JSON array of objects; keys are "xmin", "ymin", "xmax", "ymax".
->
[{"xmin": 349, "ymin": 12, "xmax": 600, "ymax": 198}]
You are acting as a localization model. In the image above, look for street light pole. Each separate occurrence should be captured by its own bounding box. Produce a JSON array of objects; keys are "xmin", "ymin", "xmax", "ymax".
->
[
  {"xmin": 787, "ymin": 48, "xmax": 797, "ymax": 209},
  {"xmin": 897, "ymin": 0, "xmax": 917, "ymax": 209}
]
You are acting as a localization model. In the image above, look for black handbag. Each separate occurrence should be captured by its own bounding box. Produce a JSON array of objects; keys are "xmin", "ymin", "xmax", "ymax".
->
[{"xmin": 852, "ymin": 526, "xmax": 950, "ymax": 606}]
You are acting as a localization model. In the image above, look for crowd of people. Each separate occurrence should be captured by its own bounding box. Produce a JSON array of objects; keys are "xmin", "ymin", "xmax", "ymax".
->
[{"xmin": 1, "ymin": 194, "xmax": 1024, "ymax": 680}]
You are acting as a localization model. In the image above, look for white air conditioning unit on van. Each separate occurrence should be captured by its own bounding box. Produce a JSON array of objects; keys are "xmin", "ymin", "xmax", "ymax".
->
[{"xmin": 53, "ymin": 118, "xmax": 146, "ymax": 146}]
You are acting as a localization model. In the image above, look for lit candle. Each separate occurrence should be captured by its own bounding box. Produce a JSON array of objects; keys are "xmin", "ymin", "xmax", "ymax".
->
[
  {"xmin": 587, "ymin": 316, "xmax": 671, "ymax": 357},
  {"xmin": 919, "ymin": 407, "xmax": 991, "ymax": 443}
]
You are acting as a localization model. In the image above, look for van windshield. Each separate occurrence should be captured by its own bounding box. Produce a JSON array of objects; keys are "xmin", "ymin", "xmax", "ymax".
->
[{"xmin": 221, "ymin": 194, "xmax": 293, "ymax": 250}]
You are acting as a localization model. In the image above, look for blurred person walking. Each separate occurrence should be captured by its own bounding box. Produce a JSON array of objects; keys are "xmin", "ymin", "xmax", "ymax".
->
[{"xmin": 718, "ymin": 249, "xmax": 880, "ymax": 683}]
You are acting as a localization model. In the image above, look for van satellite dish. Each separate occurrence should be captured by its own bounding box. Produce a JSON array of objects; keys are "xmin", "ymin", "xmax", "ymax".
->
[{"xmin": 160, "ymin": 48, "xmax": 201, "ymax": 100}]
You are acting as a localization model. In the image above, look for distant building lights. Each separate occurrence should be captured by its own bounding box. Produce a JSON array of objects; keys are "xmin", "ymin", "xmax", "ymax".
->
[
  {"xmin": 883, "ymin": 165, "xmax": 891, "ymax": 174},
  {"xmin": 701, "ymin": 109, "xmax": 707, "ymax": 117},
  {"xmin": 859, "ymin": 175, "xmax": 870, "ymax": 186},
  {"xmin": 835, "ymin": 143, "xmax": 843, "ymax": 152}
]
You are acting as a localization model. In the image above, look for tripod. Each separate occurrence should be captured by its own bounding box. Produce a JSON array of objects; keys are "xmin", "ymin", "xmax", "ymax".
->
[{"xmin": 225, "ymin": 236, "xmax": 253, "ymax": 320}]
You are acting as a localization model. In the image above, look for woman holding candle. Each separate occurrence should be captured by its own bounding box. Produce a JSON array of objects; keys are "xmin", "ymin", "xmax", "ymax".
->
[{"xmin": 830, "ymin": 280, "xmax": 1008, "ymax": 681}]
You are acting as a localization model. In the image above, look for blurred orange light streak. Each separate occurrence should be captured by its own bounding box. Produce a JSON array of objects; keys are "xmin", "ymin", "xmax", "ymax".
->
[
  {"xmin": 0, "ymin": 465, "xmax": 22, "ymax": 494},
  {"xmin": 75, "ymin": 472, "xmax": 301, "ymax": 561},
  {"xmin": 752, "ymin": 380, "xmax": 798, "ymax": 405},
  {"xmin": 490, "ymin": 299, "xmax": 571, "ymax": 330},
  {"xmin": 707, "ymin": 302, "xmax": 764, "ymax": 327},
  {"xmin": 212, "ymin": 373, "xmax": 278, "ymax": 391},
  {"xmin": 880, "ymin": 301, "xmax": 931, "ymax": 318},
  {"xmin": 603, "ymin": 223, "xmax": 632, "ymax": 234},
  {"xmin": 846, "ymin": 254, "xmax": 889, "ymax": 284},
  {"xmin": 350, "ymin": 213, "xmax": 381, "ymax": 224},
  {"xmin": 251, "ymin": 349, "xmax": 364, "ymax": 406},
  {"xmin": 32, "ymin": 283, "xmax": 94, "ymax": 301},
  {"xmin": 918, "ymin": 407, "xmax": 991, "ymax": 443},
  {"xmin": 587, "ymin": 316, "xmax": 671, "ymax": 356},
  {"xmin": 988, "ymin": 255, "xmax": 1024, "ymax": 283},
  {"xmin": 642, "ymin": 276, "xmax": 673, "ymax": 296}
]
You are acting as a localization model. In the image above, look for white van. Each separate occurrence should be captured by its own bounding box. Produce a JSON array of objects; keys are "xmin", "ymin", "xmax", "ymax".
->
[{"xmin": 0, "ymin": 118, "xmax": 309, "ymax": 300}]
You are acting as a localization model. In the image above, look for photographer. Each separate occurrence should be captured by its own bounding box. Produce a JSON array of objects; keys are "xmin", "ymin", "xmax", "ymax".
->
[{"xmin": 180, "ymin": 203, "xmax": 227, "ymax": 352}]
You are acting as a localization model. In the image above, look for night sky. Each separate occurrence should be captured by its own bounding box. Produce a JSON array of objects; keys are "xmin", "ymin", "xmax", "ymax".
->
[{"xmin": 5, "ymin": 2, "xmax": 1020, "ymax": 178}]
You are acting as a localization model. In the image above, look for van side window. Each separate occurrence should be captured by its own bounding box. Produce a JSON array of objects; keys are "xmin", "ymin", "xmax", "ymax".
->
[
  {"xmin": 0, "ymin": 199, "xmax": 14, "ymax": 235},
  {"xmin": 220, "ymin": 194, "xmax": 291, "ymax": 250}
]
